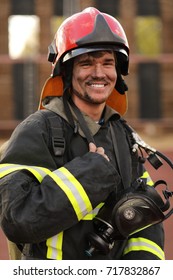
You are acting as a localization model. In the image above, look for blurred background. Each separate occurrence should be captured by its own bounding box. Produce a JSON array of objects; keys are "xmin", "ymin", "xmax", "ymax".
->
[{"xmin": 0, "ymin": 0, "xmax": 173, "ymax": 260}]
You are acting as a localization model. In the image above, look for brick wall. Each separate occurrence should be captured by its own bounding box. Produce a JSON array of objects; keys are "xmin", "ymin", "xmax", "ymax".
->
[{"xmin": 0, "ymin": 0, "xmax": 173, "ymax": 136}]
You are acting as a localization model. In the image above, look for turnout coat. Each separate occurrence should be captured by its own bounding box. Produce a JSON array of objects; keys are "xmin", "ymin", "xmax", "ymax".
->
[{"xmin": 0, "ymin": 97, "xmax": 164, "ymax": 260}]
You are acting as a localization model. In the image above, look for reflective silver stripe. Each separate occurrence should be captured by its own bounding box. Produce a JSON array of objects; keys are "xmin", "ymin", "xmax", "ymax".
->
[
  {"xmin": 0, "ymin": 163, "xmax": 51, "ymax": 182},
  {"xmin": 123, "ymin": 237, "xmax": 165, "ymax": 260},
  {"xmin": 49, "ymin": 167, "xmax": 92, "ymax": 220},
  {"xmin": 141, "ymin": 171, "xmax": 153, "ymax": 186},
  {"xmin": 46, "ymin": 232, "xmax": 63, "ymax": 260}
]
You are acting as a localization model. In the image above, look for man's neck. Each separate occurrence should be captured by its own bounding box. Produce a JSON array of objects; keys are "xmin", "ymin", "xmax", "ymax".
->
[{"xmin": 72, "ymin": 96, "xmax": 105, "ymax": 121}]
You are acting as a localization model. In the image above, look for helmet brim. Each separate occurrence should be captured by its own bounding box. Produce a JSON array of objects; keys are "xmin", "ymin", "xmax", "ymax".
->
[{"xmin": 63, "ymin": 45, "xmax": 128, "ymax": 62}]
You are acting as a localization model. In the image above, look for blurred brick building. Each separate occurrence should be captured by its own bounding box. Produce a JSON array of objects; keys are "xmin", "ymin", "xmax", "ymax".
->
[{"xmin": 0, "ymin": 0, "xmax": 173, "ymax": 138}]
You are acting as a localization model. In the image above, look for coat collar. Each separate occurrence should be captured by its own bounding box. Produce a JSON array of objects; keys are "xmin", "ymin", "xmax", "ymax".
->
[{"xmin": 44, "ymin": 97, "xmax": 120, "ymax": 138}]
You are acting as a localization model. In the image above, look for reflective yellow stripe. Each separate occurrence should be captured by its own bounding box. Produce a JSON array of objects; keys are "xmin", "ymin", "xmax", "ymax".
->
[
  {"xmin": 49, "ymin": 167, "xmax": 92, "ymax": 220},
  {"xmin": 82, "ymin": 202, "xmax": 104, "ymax": 220},
  {"xmin": 141, "ymin": 171, "xmax": 153, "ymax": 186},
  {"xmin": 0, "ymin": 163, "xmax": 51, "ymax": 182},
  {"xmin": 46, "ymin": 232, "xmax": 63, "ymax": 260},
  {"xmin": 123, "ymin": 237, "xmax": 165, "ymax": 260}
]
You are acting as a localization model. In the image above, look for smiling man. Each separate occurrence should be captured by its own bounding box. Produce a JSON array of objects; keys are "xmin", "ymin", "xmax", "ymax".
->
[
  {"xmin": 0, "ymin": 7, "xmax": 165, "ymax": 260},
  {"xmin": 72, "ymin": 51, "xmax": 117, "ymax": 121}
]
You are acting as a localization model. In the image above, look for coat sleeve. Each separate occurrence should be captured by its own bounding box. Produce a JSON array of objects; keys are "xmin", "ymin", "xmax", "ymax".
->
[
  {"xmin": 0, "ymin": 112, "xmax": 121, "ymax": 244},
  {"xmin": 121, "ymin": 223, "xmax": 165, "ymax": 260}
]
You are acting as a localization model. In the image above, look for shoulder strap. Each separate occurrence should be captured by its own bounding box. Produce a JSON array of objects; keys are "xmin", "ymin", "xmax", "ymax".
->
[{"xmin": 38, "ymin": 109, "xmax": 65, "ymax": 166}]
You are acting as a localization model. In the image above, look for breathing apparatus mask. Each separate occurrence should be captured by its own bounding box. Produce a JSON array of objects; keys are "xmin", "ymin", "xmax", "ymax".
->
[{"xmin": 85, "ymin": 125, "xmax": 173, "ymax": 257}]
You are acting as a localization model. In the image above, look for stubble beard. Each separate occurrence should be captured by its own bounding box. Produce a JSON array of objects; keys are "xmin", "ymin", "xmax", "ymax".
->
[{"xmin": 72, "ymin": 88, "xmax": 107, "ymax": 105}]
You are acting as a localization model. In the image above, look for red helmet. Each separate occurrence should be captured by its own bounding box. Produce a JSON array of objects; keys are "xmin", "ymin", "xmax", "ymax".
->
[
  {"xmin": 43, "ymin": 7, "xmax": 129, "ymax": 116},
  {"xmin": 48, "ymin": 7, "xmax": 129, "ymax": 76}
]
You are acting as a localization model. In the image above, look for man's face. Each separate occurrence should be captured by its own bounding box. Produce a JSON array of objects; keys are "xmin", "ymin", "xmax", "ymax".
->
[{"xmin": 72, "ymin": 51, "xmax": 117, "ymax": 105}]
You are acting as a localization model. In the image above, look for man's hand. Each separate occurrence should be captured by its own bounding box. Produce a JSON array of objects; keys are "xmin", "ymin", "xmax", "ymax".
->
[{"xmin": 89, "ymin": 142, "xmax": 109, "ymax": 161}]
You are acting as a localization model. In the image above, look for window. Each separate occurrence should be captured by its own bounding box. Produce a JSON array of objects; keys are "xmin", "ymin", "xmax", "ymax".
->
[
  {"xmin": 8, "ymin": 15, "xmax": 39, "ymax": 58},
  {"xmin": 11, "ymin": 0, "xmax": 34, "ymax": 15},
  {"xmin": 137, "ymin": 0, "xmax": 160, "ymax": 16},
  {"xmin": 135, "ymin": 16, "xmax": 162, "ymax": 55},
  {"xmin": 53, "ymin": 0, "xmax": 63, "ymax": 16},
  {"xmin": 95, "ymin": 0, "xmax": 119, "ymax": 16},
  {"xmin": 135, "ymin": 0, "xmax": 161, "ymax": 55}
]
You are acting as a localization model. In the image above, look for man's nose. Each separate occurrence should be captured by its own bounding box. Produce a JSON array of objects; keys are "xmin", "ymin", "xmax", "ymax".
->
[{"xmin": 92, "ymin": 64, "xmax": 106, "ymax": 78}]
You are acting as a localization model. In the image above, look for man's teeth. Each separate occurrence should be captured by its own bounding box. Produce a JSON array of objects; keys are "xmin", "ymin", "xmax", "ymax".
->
[{"xmin": 91, "ymin": 84, "xmax": 104, "ymax": 88}]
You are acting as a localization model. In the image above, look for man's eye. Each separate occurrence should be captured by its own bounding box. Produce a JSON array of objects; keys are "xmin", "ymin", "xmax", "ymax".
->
[
  {"xmin": 104, "ymin": 62, "xmax": 115, "ymax": 66},
  {"xmin": 104, "ymin": 62, "xmax": 115, "ymax": 67},
  {"xmin": 81, "ymin": 62, "xmax": 91, "ymax": 66}
]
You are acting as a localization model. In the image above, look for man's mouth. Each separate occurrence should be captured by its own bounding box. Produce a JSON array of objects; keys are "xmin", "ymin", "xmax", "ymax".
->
[
  {"xmin": 91, "ymin": 84, "xmax": 105, "ymax": 88},
  {"xmin": 86, "ymin": 82, "xmax": 107, "ymax": 88}
]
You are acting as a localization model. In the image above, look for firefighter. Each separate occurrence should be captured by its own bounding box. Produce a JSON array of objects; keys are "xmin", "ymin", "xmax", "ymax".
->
[{"xmin": 0, "ymin": 7, "xmax": 164, "ymax": 260}]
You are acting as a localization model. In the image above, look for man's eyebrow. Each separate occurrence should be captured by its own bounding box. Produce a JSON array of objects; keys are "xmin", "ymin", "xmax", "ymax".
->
[
  {"xmin": 75, "ymin": 57, "xmax": 92, "ymax": 64},
  {"xmin": 104, "ymin": 58, "xmax": 115, "ymax": 62}
]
